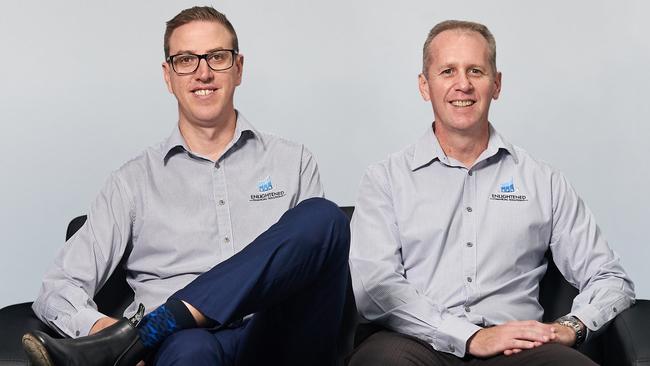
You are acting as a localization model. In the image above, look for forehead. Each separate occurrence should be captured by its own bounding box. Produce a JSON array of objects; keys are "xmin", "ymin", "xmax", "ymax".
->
[
  {"xmin": 168, "ymin": 20, "xmax": 233, "ymax": 53},
  {"xmin": 428, "ymin": 29, "xmax": 490, "ymax": 66}
]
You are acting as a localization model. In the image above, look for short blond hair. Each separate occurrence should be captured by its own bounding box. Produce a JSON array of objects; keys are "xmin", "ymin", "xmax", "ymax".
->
[{"xmin": 422, "ymin": 20, "xmax": 496, "ymax": 74}]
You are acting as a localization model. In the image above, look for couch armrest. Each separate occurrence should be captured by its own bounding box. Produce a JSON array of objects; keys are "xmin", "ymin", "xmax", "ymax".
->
[
  {"xmin": 605, "ymin": 299, "xmax": 650, "ymax": 366},
  {"xmin": 0, "ymin": 302, "xmax": 59, "ymax": 365}
]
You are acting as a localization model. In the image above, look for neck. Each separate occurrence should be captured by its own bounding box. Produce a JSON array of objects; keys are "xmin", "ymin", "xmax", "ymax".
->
[
  {"xmin": 178, "ymin": 110, "xmax": 237, "ymax": 161},
  {"xmin": 434, "ymin": 122, "xmax": 489, "ymax": 168}
]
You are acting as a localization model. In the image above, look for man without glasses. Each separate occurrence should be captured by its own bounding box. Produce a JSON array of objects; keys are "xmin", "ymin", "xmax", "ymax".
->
[
  {"xmin": 348, "ymin": 20, "xmax": 634, "ymax": 366},
  {"xmin": 23, "ymin": 6, "xmax": 350, "ymax": 366}
]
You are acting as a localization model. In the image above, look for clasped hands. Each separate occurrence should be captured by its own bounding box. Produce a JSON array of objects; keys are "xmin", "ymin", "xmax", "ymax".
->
[{"xmin": 467, "ymin": 320, "xmax": 576, "ymax": 357}]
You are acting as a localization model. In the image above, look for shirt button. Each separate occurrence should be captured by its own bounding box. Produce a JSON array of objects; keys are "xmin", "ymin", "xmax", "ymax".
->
[
  {"xmin": 449, "ymin": 344, "xmax": 455, "ymax": 352},
  {"xmin": 218, "ymin": 199, "xmax": 225, "ymax": 206},
  {"xmin": 466, "ymin": 277, "xmax": 472, "ymax": 283},
  {"xmin": 464, "ymin": 306, "xmax": 471, "ymax": 312},
  {"xmin": 75, "ymin": 330, "xmax": 80, "ymax": 336},
  {"xmin": 468, "ymin": 171, "xmax": 473, "ymax": 176},
  {"xmin": 466, "ymin": 242, "xmax": 473, "ymax": 248},
  {"xmin": 224, "ymin": 237, "xmax": 230, "ymax": 243},
  {"xmin": 54, "ymin": 315, "xmax": 58, "ymax": 320},
  {"xmin": 592, "ymin": 321, "xmax": 598, "ymax": 327},
  {"xmin": 613, "ymin": 307, "xmax": 618, "ymax": 313},
  {"xmin": 466, "ymin": 207, "xmax": 473, "ymax": 213}
]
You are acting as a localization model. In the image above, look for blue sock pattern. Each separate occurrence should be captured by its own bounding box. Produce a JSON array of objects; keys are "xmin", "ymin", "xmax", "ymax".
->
[{"xmin": 137, "ymin": 305, "xmax": 179, "ymax": 348}]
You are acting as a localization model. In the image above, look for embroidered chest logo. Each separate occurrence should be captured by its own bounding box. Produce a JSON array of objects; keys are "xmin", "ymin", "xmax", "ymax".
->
[
  {"xmin": 250, "ymin": 176, "xmax": 286, "ymax": 202},
  {"xmin": 490, "ymin": 178, "xmax": 528, "ymax": 202}
]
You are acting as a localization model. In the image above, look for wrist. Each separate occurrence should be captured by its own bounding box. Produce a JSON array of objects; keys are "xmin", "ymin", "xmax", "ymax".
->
[
  {"xmin": 466, "ymin": 328, "xmax": 481, "ymax": 354},
  {"xmin": 554, "ymin": 316, "xmax": 586, "ymax": 347}
]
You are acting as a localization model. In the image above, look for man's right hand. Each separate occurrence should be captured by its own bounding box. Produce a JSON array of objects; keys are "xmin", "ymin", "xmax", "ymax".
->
[
  {"xmin": 89, "ymin": 317, "xmax": 119, "ymax": 335},
  {"xmin": 467, "ymin": 320, "xmax": 558, "ymax": 357}
]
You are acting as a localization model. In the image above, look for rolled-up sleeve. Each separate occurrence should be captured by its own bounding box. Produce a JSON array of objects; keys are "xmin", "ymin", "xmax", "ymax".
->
[
  {"xmin": 549, "ymin": 171, "xmax": 635, "ymax": 338},
  {"xmin": 350, "ymin": 165, "xmax": 480, "ymax": 357},
  {"xmin": 32, "ymin": 172, "xmax": 134, "ymax": 337}
]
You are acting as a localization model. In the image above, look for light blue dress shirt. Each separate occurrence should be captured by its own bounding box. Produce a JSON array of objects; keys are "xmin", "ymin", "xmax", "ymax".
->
[
  {"xmin": 349, "ymin": 124, "xmax": 635, "ymax": 357},
  {"xmin": 33, "ymin": 113, "xmax": 324, "ymax": 338}
]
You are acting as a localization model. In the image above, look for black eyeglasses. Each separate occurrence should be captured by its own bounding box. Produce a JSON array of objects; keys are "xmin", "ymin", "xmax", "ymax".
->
[{"xmin": 166, "ymin": 49, "xmax": 238, "ymax": 75}]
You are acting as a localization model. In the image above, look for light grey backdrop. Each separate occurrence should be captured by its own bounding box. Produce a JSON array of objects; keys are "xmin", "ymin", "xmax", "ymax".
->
[{"xmin": 1, "ymin": 0, "xmax": 648, "ymax": 309}]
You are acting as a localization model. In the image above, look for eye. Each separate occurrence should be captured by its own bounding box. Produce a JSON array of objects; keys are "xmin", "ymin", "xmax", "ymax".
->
[
  {"xmin": 440, "ymin": 69, "xmax": 453, "ymax": 76},
  {"xmin": 175, "ymin": 55, "xmax": 196, "ymax": 65},
  {"xmin": 208, "ymin": 52, "xmax": 227, "ymax": 63},
  {"xmin": 469, "ymin": 68, "xmax": 484, "ymax": 75}
]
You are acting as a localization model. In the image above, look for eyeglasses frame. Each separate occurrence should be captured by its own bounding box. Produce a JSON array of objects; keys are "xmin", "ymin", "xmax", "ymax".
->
[{"xmin": 166, "ymin": 49, "xmax": 239, "ymax": 75}]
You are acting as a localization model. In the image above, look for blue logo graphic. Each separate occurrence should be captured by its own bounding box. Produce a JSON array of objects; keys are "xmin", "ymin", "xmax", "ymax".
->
[
  {"xmin": 258, "ymin": 176, "xmax": 273, "ymax": 192},
  {"xmin": 500, "ymin": 178, "xmax": 515, "ymax": 193}
]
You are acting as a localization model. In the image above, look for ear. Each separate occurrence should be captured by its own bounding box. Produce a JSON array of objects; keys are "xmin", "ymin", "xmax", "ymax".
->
[
  {"xmin": 492, "ymin": 71, "xmax": 502, "ymax": 100},
  {"xmin": 418, "ymin": 73, "xmax": 431, "ymax": 101},
  {"xmin": 234, "ymin": 54, "xmax": 244, "ymax": 86},
  {"xmin": 162, "ymin": 61, "xmax": 174, "ymax": 94}
]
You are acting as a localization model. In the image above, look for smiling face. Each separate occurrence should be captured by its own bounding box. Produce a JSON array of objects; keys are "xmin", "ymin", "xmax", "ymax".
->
[
  {"xmin": 419, "ymin": 29, "xmax": 501, "ymax": 135},
  {"xmin": 163, "ymin": 20, "xmax": 243, "ymax": 129}
]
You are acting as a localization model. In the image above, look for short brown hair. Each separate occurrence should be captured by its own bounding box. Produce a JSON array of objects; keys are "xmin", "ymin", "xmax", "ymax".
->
[
  {"xmin": 164, "ymin": 6, "xmax": 239, "ymax": 58},
  {"xmin": 422, "ymin": 20, "xmax": 496, "ymax": 75}
]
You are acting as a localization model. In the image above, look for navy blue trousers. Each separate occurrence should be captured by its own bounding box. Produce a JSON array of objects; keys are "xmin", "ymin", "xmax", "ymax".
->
[{"xmin": 153, "ymin": 198, "xmax": 350, "ymax": 366}]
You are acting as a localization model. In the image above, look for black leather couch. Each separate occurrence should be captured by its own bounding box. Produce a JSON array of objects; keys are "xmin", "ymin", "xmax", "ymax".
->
[{"xmin": 1, "ymin": 207, "xmax": 648, "ymax": 365}]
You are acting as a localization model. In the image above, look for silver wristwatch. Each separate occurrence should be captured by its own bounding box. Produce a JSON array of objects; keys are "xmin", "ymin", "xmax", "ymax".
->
[{"xmin": 555, "ymin": 315, "xmax": 586, "ymax": 347}]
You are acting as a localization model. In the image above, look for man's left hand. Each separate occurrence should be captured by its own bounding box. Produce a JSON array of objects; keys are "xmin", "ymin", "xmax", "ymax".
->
[{"xmin": 502, "ymin": 322, "xmax": 576, "ymax": 355}]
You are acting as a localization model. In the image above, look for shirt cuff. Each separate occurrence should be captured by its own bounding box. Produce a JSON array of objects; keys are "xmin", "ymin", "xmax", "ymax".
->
[
  {"xmin": 435, "ymin": 315, "xmax": 482, "ymax": 357},
  {"xmin": 571, "ymin": 303, "xmax": 607, "ymax": 333},
  {"xmin": 69, "ymin": 308, "xmax": 106, "ymax": 337}
]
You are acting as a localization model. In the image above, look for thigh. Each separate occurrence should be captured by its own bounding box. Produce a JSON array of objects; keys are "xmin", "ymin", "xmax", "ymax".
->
[
  {"xmin": 154, "ymin": 328, "xmax": 235, "ymax": 366},
  {"xmin": 348, "ymin": 330, "xmax": 462, "ymax": 366},
  {"xmin": 477, "ymin": 343, "xmax": 598, "ymax": 366}
]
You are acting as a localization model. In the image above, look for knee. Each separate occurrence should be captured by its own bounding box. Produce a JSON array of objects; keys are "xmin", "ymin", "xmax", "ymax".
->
[
  {"xmin": 294, "ymin": 198, "xmax": 350, "ymax": 250},
  {"xmin": 535, "ymin": 343, "xmax": 598, "ymax": 365},
  {"xmin": 154, "ymin": 329, "xmax": 224, "ymax": 366},
  {"xmin": 348, "ymin": 331, "xmax": 437, "ymax": 366},
  {"xmin": 299, "ymin": 197, "xmax": 349, "ymax": 228}
]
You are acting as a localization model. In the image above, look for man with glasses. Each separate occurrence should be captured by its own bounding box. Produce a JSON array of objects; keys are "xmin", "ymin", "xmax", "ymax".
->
[{"xmin": 22, "ymin": 6, "xmax": 350, "ymax": 366}]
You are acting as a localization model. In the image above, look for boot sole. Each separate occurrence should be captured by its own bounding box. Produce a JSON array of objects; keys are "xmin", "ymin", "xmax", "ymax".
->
[{"xmin": 22, "ymin": 333, "xmax": 54, "ymax": 366}]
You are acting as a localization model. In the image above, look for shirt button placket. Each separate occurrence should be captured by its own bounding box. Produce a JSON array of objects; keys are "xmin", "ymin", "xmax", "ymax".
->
[
  {"xmin": 213, "ymin": 161, "xmax": 234, "ymax": 257},
  {"xmin": 462, "ymin": 168, "xmax": 478, "ymax": 315}
]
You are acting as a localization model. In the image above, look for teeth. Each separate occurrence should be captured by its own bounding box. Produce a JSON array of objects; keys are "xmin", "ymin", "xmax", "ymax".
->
[
  {"xmin": 451, "ymin": 100, "xmax": 475, "ymax": 107},
  {"xmin": 193, "ymin": 89, "xmax": 215, "ymax": 96}
]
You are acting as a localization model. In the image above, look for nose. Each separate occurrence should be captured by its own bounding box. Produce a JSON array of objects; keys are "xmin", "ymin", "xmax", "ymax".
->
[
  {"xmin": 455, "ymin": 72, "xmax": 473, "ymax": 93},
  {"xmin": 194, "ymin": 58, "xmax": 213, "ymax": 82}
]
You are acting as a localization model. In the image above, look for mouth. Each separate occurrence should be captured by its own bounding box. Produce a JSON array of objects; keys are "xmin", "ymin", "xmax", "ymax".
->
[
  {"xmin": 192, "ymin": 88, "xmax": 217, "ymax": 96},
  {"xmin": 450, "ymin": 100, "xmax": 475, "ymax": 107}
]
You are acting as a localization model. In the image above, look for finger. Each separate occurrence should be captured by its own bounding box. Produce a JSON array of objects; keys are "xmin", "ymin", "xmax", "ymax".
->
[
  {"xmin": 514, "ymin": 326, "xmax": 557, "ymax": 343},
  {"xmin": 511, "ymin": 329, "xmax": 549, "ymax": 343},
  {"xmin": 503, "ymin": 348, "xmax": 522, "ymax": 356},
  {"xmin": 509, "ymin": 339, "xmax": 536, "ymax": 350}
]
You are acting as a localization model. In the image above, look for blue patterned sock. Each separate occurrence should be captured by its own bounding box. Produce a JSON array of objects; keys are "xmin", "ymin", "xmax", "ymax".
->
[{"xmin": 137, "ymin": 298, "xmax": 196, "ymax": 348}]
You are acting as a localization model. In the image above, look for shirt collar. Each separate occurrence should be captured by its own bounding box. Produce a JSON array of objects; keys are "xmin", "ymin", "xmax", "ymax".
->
[
  {"xmin": 483, "ymin": 123, "xmax": 518, "ymax": 164},
  {"xmin": 163, "ymin": 110, "xmax": 260, "ymax": 162},
  {"xmin": 411, "ymin": 124, "xmax": 445, "ymax": 171},
  {"xmin": 410, "ymin": 122, "xmax": 518, "ymax": 171}
]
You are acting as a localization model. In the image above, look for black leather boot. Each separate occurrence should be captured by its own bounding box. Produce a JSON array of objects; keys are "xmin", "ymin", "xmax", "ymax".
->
[{"xmin": 22, "ymin": 318, "xmax": 146, "ymax": 366}]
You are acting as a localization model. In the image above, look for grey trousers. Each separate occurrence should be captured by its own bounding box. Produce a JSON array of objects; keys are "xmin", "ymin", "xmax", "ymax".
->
[{"xmin": 347, "ymin": 330, "xmax": 598, "ymax": 366}]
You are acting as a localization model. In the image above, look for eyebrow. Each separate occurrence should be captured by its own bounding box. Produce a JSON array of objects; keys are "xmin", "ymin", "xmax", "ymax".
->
[
  {"xmin": 436, "ymin": 63, "xmax": 487, "ymax": 70},
  {"xmin": 171, "ymin": 47, "xmax": 231, "ymax": 55}
]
